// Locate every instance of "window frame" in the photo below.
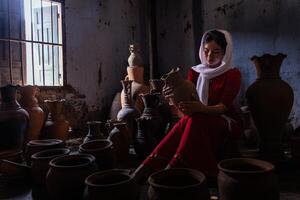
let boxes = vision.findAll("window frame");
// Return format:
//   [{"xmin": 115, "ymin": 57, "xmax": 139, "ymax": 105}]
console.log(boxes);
[{"xmin": 0, "ymin": 0, "xmax": 66, "ymax": 87}]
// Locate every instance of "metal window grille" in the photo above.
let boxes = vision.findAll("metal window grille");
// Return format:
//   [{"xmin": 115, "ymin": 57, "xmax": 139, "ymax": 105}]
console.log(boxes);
[{"xmin": 0, "ymin": 0, "xmax": 64, "ymax": 86}]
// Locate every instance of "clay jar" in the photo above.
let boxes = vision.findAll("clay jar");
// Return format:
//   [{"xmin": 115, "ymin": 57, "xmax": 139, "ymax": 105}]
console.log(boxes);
[
  {"xmin": 31, "ymin": 148, "xmax": 70, "ymax": 185},
  {"xmin": 84, "ymin": 169, "xmax": 139, "ymax": 200},
  {"xmin": 43, "ymin": 99, "xmax": 69, "ymax": 141},
  {"xmin": 0, "ymin": 149, "xmax": 23, "ymax": 163},
  {"xmin": 106, "ymin": 120, "xmax": 131, "ymax": 163},
  {"xmin": 19, "ymin": 85, "xmax": 45, "ymax": 142},
  {"xmin": 25, "ymin": 139, "xmax": 64, "ymax": 165},
  {"xmin": 46, "ymin": 154, "xmax": 98, "ymax": 200},
  {"xmin": 121, "ymin": 44, "xmax": 150, "ymax": 113},
  {"xmin": 218, "ymin": 158, "xmax": 279, "ymax": 200},
  {"xmin": 161, "ymin": 67, "xmax": 199, "ymax": 106},
  {"xmin": 0, "ymin": 84, "xmax": 29, "ymax": 150},
  {"xmin": 83, "ymin": 121, "xmax": 106, "ymax": 143},
  {"xmin": 246, "ymin": 53, "xmax": 294, "ymax": 161},
  {"xmin": 79, "ymin": 139, "xmax": 114, "ymax": 170},
  {"xmin": 117, "ymin": 80, "xmax": 139, "ymax": 141},
  {"xmin": 148, "ymin": 168, "xmax": 210, "ymax": 200}
]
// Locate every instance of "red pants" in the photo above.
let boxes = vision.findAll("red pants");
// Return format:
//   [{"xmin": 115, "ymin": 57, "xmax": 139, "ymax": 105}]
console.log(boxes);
[{"xmin": 142, "ymin": 113, "xmax": 241, "ymax": 177}]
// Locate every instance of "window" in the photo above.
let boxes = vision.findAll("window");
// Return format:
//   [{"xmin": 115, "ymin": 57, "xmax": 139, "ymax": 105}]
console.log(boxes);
[{"xmin": 0, "ymin": 0, "xmax": 64, "ymax": 86}]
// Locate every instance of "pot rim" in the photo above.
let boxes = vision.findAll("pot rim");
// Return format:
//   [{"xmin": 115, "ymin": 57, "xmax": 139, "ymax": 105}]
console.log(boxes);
[
  {"xmin": 218, "ymin": 158, "xmax": 274, "ymax": 174},
  {"xmin": 27, "ymin": 139, "xmax": 63, "ymax": 146},
  {"xmin": 79, "ymin": 139, "xmax": 112, "ymax": 152},
  {"xmin": 31, "ymin": 148, "xmax": 70, "ymax": 160},
  {"xmin": 85, "ymin": 169, "xmax": 132, "ymax": 188},
  {"xmin": 49, "ymin": 154, "xmax": 95, "ymax": 169},
  {"xmin": 148, "ymin": 168, "xmax": 206, "ymax": 190}
]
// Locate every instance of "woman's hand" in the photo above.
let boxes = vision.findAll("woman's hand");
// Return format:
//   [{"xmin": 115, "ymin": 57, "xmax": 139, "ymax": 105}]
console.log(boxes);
[{"xmin": 177, "ymin": 101, "xmax": 206, "ymax": 116}]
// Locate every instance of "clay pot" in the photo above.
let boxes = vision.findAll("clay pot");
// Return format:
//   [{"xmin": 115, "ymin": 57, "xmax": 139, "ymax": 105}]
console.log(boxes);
[
  {"xmin": 0, "ymin": 149, "xmax": 23, "ymax": 163},
  {"xmin": 161, "ymin": 67, "xmax": 199, "ymax": 106},
  {"xmin": 109, "ymin": 92, "xmax": 122, "ymax": 120},
  {"xmin": 218, "ymin": 158, "xmax": 279, "ymax": 200},
  {"xmin": 246, "ymin": 53, "xmax": 294, "ymax": 161},
  {"xmin": 106, "ymin": 120, "xmax": 131, "ymax": 163},
  {"xmin": 84, "ymin": 169, "xmax": 139, "ymax": 200},
  {"xmin": 42, "ymin": 99, "xmax": 70, "ymax": 141},
  {"xmin": 120, "ymin": 44, "xmax": 150, "ymax": 113},
  {"xmin": 31, "ymin": 148, "xmax": 70, "ymax": 185},
  {"xmin": 79, "ymin": 139, "xmax": 114, "ymax": 170},
  {"xmin": 0, "ymin": 84, "xmax": 29, "ymax": 150},
  {"xmin": 46, "ymin": 154, "xmax": 98, "ymax": 200},
  {"xmin": 83, "ymin": 121, "xmax": 106, "ymax": 143},
  {"xmin": 117, "ymin": 80, "xmax": 139, "ymax": 140},
  {"xmin": 19, "ymin": 85, "xmax": 45, "ymax": 142},
  {"xmin": 148, "ymin": 168, "xmax": 210, "ymax": 200},
  {"xmin": 25, "ymin": 139, "xmax": 64, "ymax": 165}
]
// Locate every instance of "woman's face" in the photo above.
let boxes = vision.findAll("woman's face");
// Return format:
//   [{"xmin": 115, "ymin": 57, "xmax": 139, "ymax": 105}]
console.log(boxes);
[{"xmin": 204, "ymin": 40, "xmax": 225, "ymax": 68}]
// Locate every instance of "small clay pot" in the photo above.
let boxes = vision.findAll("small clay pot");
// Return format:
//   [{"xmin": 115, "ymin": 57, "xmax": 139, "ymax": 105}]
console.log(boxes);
[
  {"xmin": 84, "ymin": 169, "xmax": 139, "ymax": 200},
  {"xmin": 25, "ymin": 139, "xmax": 64, "ymax": 165},
  {"xmin": 31, "ymin": 148, "xmax": 70, "ymax": 185},
  {"xmin": 79, "ymin": 139, "xmax": 114, "ymax": 170},
  {"xmin": 148, "ymin": 168, "xmax": 210, "ymax": 200},
  {"xmin": 46, "ymin": 154, "xmax": 98, "ymax": 200}
]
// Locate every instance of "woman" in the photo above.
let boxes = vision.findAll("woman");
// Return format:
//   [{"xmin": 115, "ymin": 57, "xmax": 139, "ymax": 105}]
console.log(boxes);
[{"xmin": 133, "ymin": 29, "xmax": 242, "ymax": 181}]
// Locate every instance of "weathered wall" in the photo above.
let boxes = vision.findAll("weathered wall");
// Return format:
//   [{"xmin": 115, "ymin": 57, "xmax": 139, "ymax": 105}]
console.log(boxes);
[
  {"xmin": 64, "ymin": 0, "xmax": 147, "ymax": 122},
  {"xmin": 155, "ymin": 0, "xmax": 196, "ymax": 77},
  {"xmin": 201, "ymin": 0, "xmax": 300, "ymax": 127}
]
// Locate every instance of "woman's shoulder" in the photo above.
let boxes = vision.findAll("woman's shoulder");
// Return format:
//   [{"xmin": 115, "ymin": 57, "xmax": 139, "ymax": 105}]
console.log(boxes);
[{"xmin": 225, "ymin": 67, "xmax": 241, "ymax": 78}]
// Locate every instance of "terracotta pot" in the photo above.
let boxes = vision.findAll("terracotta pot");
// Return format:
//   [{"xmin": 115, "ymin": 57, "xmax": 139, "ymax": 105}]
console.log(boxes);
[
  {"xmin": 19, "ymin": 85, "xmax": 45, "ymax": 142},
  {"xmin": 0, "ymin": 149, "xmax": 23, "ymax": 163},
  {"xmin": 42, "ymin": 99, "xmax": 70, "ymax": 141},
  {"xmin": 218, "ymin": 158, "xmax": 279, "ymax": 200},
  {"xmin": 117, "ymin": 80, "xmax": 139, "ymax": 141},
  {"xmin": 106, "ymin": 120, "xmax": 131, "ymax": 162},
  {"xmin": 79, "ymin": 139, "xmax": 114, "ymax": 170},
  {"xmin": 84, "ymin": 169, "xmax": 139, "ymax": 200},
  {"xmin": 148, "ymin": 168, "xmax": 210, "ymax": 200},
  {"xmin": 25, "ymin": 139, "xmax": 64, "ymax": 165},
  {"xmin": 109, "ymin": 92, "xmax": 122, "ymax": 120},
  {"xmin": 246, "ymin": 53, "xmax": 294, "ymax": 161},
  {"xmin": 83, "ymin": 121, "xmax": 106, "ymax": 143},
  {"xmin": 161, "ymin": 67, "xmax": 199, "ymax": 106},
  {"xmin": 46, "ymin": 154, "xmax": 98, "ymax": 200},
  {"xmin": 0, "ymin": 84, "xmax": 29, "ymax": 150},
  {"xmin": 128, "ymin": 44, "xmax": 143, "ymax": 68},
  {"xmin": 31, "ymin": 148, "xmax": 70, "ymax": 185}
]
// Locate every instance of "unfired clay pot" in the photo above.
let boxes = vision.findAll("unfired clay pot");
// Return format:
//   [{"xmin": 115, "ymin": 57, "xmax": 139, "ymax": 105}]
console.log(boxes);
[
  {"xmin": 42, "ymin": 99, "xmax": 69, "ymax": 141},
  {"xmin": 19, "ymin": 85, "xmax": 45, "ymax": 142},
  {"xmin": 218, "ymin": 158, "xmax": 279, "ymax": 200},
  {"xmin": 161, "ymin": 67, "xmax": 199, "ymax": 106},
  {"xmin": 148, "ymin": 168, "xmax": 210, "ymax": 200},
  {"xmin": 0, "ymin": 84, "xmax": 29, "ymax": 150},
  {"xmin": 246, "ymin": 53, "xmax": 294, "ymax": 161}
]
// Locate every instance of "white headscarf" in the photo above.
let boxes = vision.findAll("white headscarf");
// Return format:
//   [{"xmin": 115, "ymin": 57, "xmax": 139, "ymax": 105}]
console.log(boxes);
[{"xmin": 192, "ymin": 29, "xmax": 233, "ymax": 105}]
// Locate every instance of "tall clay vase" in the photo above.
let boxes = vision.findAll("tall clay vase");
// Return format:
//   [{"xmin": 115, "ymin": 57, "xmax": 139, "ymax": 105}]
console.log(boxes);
[
  {"xmin": 0, "ymin": 84, "xmax": 29, "ymax": 150},
  {"xmin": 42, "ymin": 99, "xmax": 69, "ymax": 141},
  {"xmin": 161, "ymin": 67, "xmax": 199, "ymax": 106},
  {"xmin": 106, "ymin": 120, "xmax": 131, "ymax": 163},
  {"xmin": 117, "ymin": 80, "xmax": 139, "ymax": 142},
  {"xmin": 134, "ymin": 93, "xmax": 162, "ymax": 159},
  {"xmin": 84, "ymin": 169, "xmax": 139, "ymax": 200},
  {"xmin": 246, "ymin": 53, "xmax": 294, "ymax": 161},
  {"xmin": 83, "ymin": 121, "xmax": 106, "ymax": 143},
  {"xmin": 148, "ymin": 168, "xmax": 210, "ymax": 200},
  {"xmin": 46, "ymin": 154, "xmax": 98, "ymax": 200},
  {"xmin": 218, "ymin": 158, "xmax": 279, "ymax": 200},
  {"xmin": 121, "ymin": 44, "xmax": 150, "ymax": 113},
  {"xmin": 19, "ymin": 85, "xmax": 45, "ymax": 142}
]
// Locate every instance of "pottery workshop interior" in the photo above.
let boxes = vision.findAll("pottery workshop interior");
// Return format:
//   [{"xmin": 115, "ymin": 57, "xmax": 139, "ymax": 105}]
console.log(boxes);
[{"xmin": 0, "ymin": 0, "xmax": 300, "ymax": 200}]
